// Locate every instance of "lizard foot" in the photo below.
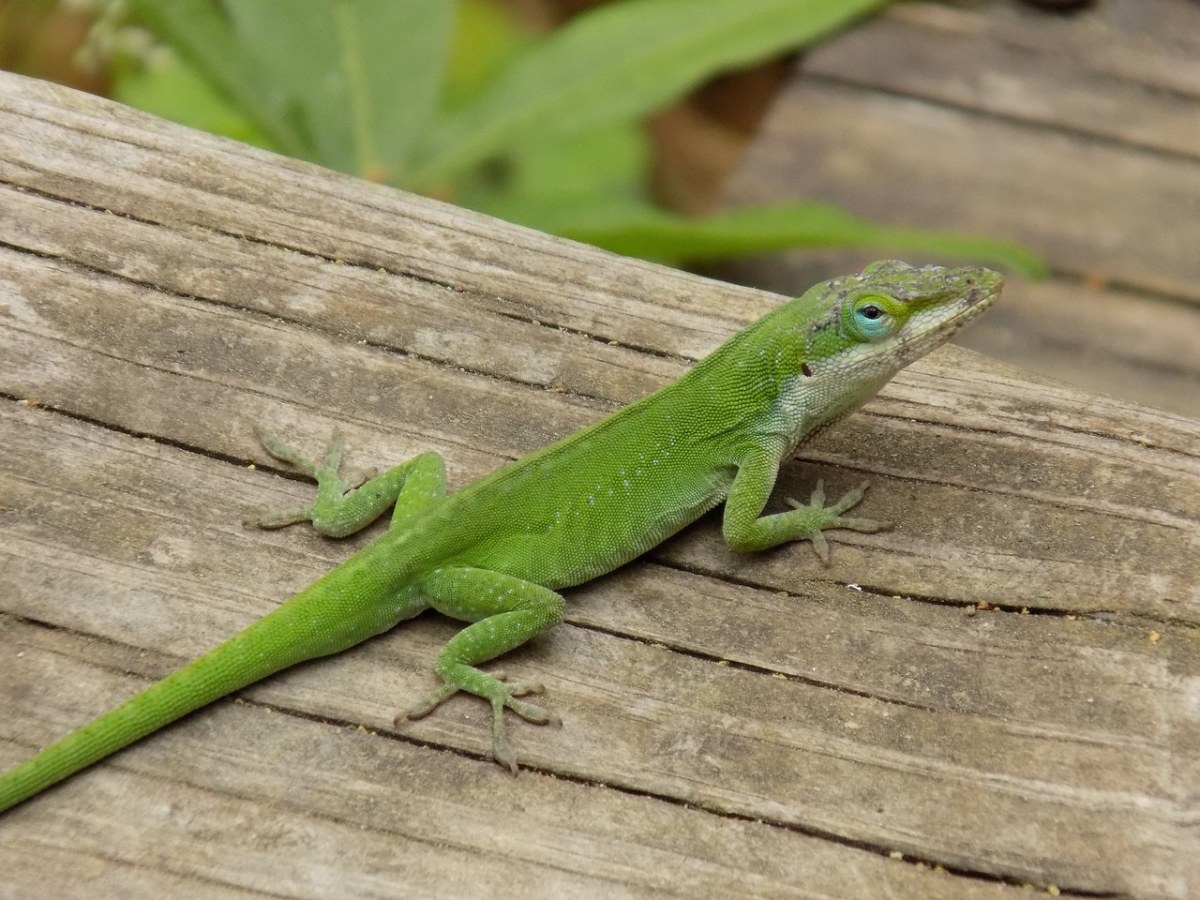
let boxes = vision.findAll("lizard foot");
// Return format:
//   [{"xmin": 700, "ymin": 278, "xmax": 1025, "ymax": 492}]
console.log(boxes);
[
  {"xmin": 398, "ymin": 670, "xmax": 559, "ymax": 774},
  {"xmin": 244, "ymin": 428, "xmax": 382, "ymax": 535},
  {"xmin": 785, "ymin": 479, "xmax": 887, "ymax": 564}
]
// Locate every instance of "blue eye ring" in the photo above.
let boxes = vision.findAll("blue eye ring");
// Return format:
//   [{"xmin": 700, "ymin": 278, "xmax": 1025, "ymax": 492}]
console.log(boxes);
[{"xmin": 851, "ymin": 295, "xmax": 896, "ymax": 340}]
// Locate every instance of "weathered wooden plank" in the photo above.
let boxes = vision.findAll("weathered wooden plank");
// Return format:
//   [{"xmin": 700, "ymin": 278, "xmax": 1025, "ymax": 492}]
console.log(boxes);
[
  {"xmin": 6, "ymin": 242, "xmax": 1196, "ymax": 624},
  {"xmin": 1, "ymin": 69, "xmax": 1197, "ymax": 899},
  {"xmin": 1, "ymin": 403, "xmax": 1192, "ymax": 898},
  {"xmin": 2, "ymin": 254, "xmax": 1196, "ymax": 894},
  {"xmin": 722, "ymin": 0, "xmax": 1200, "ymax": 421},
  {"xmin": 2, "ymin": 636, "xmax": 868, "ymax": 900},
  {"xmin": 802, "ymin": 0, "xmax": 1200, "ymax": 161},
  {"xmin": 728, "ymin": 81, "xmax": 1200, "ymax": 303},
  {"xmin": 0, "ymin": 183, "xmax": 685, "ymax": 404},
  {"xmin": 1, "ymin": 407, "xmax": 1034, "ymax": 900},
  {"xmin": 954, "ymin": 278, "xmax": 1200, "ymax": 419},
  {"xmin": 0, "ymin": 78, "xmax": 766, "ymax": 358}
]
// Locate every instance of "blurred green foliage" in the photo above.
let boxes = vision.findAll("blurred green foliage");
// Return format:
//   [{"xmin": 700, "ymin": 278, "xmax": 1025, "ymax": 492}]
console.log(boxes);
[{"xmin": 102, "ymin": 0, "xmax": 1043, "ymax": 275}]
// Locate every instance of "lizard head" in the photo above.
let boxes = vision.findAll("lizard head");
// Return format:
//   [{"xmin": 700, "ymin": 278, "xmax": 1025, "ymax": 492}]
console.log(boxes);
[
  {"xmin": 735, "ymin": 259, "xmax": 1006, "ymax": 438},
  {"xmin": 688, "ymin": 260, "xmax": 1003, "ymax": 444},
  {"xmin": 800, "ymin": 259, "xmax": 1003, "ymax": 383}
]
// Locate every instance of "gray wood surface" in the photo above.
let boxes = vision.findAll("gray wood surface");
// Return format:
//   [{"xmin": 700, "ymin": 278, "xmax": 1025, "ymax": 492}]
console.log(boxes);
[
  {"xmin": 720, "ymin": 0, "xmax": 1200, "ymax": 419},
  {"xmin": 0, "ymin": 69, "xmax": 1196, "ymax": 899}
]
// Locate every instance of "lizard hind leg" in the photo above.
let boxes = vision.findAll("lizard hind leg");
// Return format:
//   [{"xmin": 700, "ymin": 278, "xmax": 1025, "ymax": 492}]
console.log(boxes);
[{"xmin": 396, "ymin": 567, "xmax": 566, "ymax": 774}]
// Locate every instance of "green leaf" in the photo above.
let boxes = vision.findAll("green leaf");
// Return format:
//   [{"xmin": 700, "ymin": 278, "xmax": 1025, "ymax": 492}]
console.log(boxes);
[
  {"xmin": 127, "ymin": 0, "xmax": 305, "ymax": 157},
  {"xmin": 442, "ymin": 0, "xmax": 535, "ymax": 114},
  {"xmin": 128, "ymin": 0, "xmax": 455, "ymax": 181},
  {"xmin": 458, "ymin": 123, "xmax": 650, "ymax": 215},
  {"xmin": 413, "ymin": 0, "xmax": 889, "ymax": 185},
  {"xmin": 508, "ymin": 199, "xmax": 1048, "ymax": 278},
  {"xmin": 113, "ymin": 50, "xmax": 272, "ymax": 150}
]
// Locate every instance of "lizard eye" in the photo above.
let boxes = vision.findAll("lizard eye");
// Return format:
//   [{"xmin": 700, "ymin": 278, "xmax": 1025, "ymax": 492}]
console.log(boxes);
[{"xmin": 850, "ymin": 296, "xmax": 897, "ymax": 340}]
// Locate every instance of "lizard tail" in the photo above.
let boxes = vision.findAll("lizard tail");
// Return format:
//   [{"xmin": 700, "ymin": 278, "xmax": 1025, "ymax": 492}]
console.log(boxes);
[{"xmin": 0, "ymin": 556, "xmax": 414, "ymax": 814}]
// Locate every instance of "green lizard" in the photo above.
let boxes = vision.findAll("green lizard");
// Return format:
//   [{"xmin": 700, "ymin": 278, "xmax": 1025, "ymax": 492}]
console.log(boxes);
[{"xmin": 0, "ymin": 260, "xmax": 1001, "ymax": 813}]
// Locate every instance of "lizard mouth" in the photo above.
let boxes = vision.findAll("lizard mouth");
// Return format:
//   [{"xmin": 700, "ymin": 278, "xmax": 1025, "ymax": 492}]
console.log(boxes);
[
  {"xmin": 963, "ymin": 276, "xmax": 1005, "ymax": 309},
  {"xmin": 893, "ymin": 279, "xmax": 1003, "ymax": 366}
]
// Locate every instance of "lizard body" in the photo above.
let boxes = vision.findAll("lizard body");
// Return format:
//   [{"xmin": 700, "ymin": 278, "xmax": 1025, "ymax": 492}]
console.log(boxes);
[{"xmin": 0, "ymin": 260, "xmax": 1001, "ymax": 812}]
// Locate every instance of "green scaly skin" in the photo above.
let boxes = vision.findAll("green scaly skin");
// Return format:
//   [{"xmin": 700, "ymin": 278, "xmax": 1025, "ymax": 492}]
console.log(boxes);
[{"xmin": 0, "ymin": 260, "xmax": 1002, "ymax": 812}]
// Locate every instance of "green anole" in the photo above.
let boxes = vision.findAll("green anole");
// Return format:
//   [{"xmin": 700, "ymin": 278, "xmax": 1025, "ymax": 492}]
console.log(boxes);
[{"xmin": 0, "ymin": 260, "xmax": 1001, "ymax": 812}]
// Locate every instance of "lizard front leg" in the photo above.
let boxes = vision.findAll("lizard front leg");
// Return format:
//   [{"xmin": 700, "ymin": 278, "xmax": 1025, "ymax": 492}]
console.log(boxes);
[{"xmin": 722, "ymin": 445, "xmax": 884, "ymax": 564}]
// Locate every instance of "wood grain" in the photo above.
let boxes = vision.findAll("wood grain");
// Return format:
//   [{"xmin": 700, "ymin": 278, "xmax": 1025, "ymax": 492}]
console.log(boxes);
[
  {"xmin": 722, "ymin": 0, "xmax": 1200, "ymax": 419},
  {"xmin": 1, "ymin": 70, "xmax": 1197, "ymax": 899}
]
